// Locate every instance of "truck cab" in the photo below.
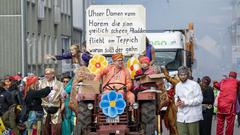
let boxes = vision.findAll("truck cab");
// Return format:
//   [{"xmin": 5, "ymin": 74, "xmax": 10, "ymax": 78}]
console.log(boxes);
[{"xmin": 146, "ymin": 27, "xmax": 194, "ymax": 73}]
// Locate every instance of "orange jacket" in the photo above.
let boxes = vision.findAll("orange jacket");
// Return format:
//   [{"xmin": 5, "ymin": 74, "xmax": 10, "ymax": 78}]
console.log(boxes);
[{"xmin": 94, "ymin": 64, "xmax": 132, "ymax": 91}]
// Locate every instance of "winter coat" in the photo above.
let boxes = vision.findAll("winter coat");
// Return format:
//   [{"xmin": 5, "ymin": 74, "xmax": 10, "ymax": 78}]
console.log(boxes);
[
  {"xmin": 25, "ymin": 87, "xmax": 51, "ymax": 112},
  {"xmin": 1, "ymin": 104, "xmax": 19, "ymax": 134},
  {"xmin": 0, "ymin": 87, "xmax": 13, "ymax": 116}
]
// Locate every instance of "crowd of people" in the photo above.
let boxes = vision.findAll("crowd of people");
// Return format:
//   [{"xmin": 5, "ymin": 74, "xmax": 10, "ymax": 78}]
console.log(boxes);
[{"xmin": 0, "ymin": 41, "xmax": 240, "ymax": 135}]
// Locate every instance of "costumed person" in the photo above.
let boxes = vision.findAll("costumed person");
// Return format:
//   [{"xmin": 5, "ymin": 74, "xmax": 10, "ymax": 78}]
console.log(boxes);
[
  {"xmin": 214, "ymin": 71, "xmax": 239, "ymax": 135},
  {"xmin": 0, "ymin": 82, "xmax": 13, "ymax": 116},
  {"xmin": 24, "ymin": 75, "xmax": 52, "ymax": 135},
  {"xmin": 61, "ymin": 76, "xmax": 74, "ymax": 135},
  {"xmin": 3, "ymin": 76, "xmax": 21, "ymax": 105},
  {"xmin": 160, "ymin": 66, "xmax": 179, "ymax": 135},
  {"xmin": 39, "ymin": 68, "xmax": 65, "ymax": 135},
  {"xmin": 213, "ymin": 81, "xmax": 220, "ymax": 116},
  {"xmin": 133, "ymin": 56, "xmax": 157, "ymax": 92},
  {"xmin": 1, "ymin": 104, "xmax": 23, "ymax": 135},
  {"xmin": 68, "ymin": 67, "xmax": 96, "ymax": 114},
  {"xmin": 45, "ymin": 43, "xmax": 92, "ymax": 69},
  {"xmin": 199, "ymin": 76, "xmax": 214, "ymax": 135},
  {"xmin": 94, "ymin": 53, "xmax": 135, "ymax": 105},
  {"xmin": 139, "ymin": 37, "xmax": 156, "ymax": 66},
  {"xmin": 138, "ymin": 56, "xmax": 156, "ymax": 75},
  {"xmin": 237, "ymin": 88, "xmax": 240, "ymax": 127},
  {"xmin": 8, "ymin": 74, "xmax": 23, "ymax": 105},
  {"xmin": 175, "ymin": 66, "xmax": 203, "ymax": 135}
]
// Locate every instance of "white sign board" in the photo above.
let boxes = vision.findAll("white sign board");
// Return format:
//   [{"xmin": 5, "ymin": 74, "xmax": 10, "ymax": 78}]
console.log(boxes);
[
  {"xmin": 86, "ymin": 5, "xmax": 146, "ymax": 55},
  {"xmin": 146, "ymin": 31, "xmax": 184, "ymax": 49}
]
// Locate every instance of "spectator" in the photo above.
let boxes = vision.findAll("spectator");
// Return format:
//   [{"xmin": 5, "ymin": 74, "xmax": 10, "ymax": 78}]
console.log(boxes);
[
  {"xmin": 8, "ymin": 79, "xmax": 22, "ymax": 105},
  {"xmin": 61, "ymin": 76, "xmax": 74, "ymax": 135},
  {"xmin": 24, "ymin": 75, "xmax": 52, "ymax": 135},
  {"xmin": 175, "ymin": 66, "xmax": 203, "ymax": 135},
  {"xmin": 199, "ymin": 76, "xmax": 214, "ymax": 135},
  {"xmin": 0, "ymin": 81, "xmax": 13, "ymax": 116},
  {"xmin": 1, "ymin": 104, "xmax": 23, "ymax": 134},
  {"xmin": 39, "ymin": 68, "xmax": 65, "ymax": 135}
]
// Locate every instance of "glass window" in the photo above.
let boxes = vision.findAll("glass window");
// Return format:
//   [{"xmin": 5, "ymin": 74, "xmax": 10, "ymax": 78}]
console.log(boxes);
[
  {"xmin": 54, "ymin": 37, "xmax": 58, "ymax": 65},
  {"xmin": 26, "ymin": 33, "xmax": 31, "ymax": 65},
  {"xmin": 38, "ymin": 34, "xmax": 42, "ymax": 64},
  {"xmin": 48, "ymin": 36, "xmax": 52, "ymax": 55},
  {"xmin": 61, "ymin": 37, "xmax": 71, "ymax": 64},
  {"xmin": 61, "ymin": 37, "xmax": 72, "ymax": 72},
  {"xmin": 155, "ymin": 49, "xmax": 183, "ymax": 71},
  {"xmin": 38, "ymin": 0, "xmax": 45, "ymax": 19},
  {"xmin": 64, "ymin": 0, "xmax": 67, "ymax": 14},
  {"xmin": 32, "ymin": 33, "xmax": 36, "ymax": 64},
  {"xmin": 61, "ymin": 0, "xmax": 63, "ymax": 12},
  {"xmin": 67, "ymin": 0, "xmax": 70, "ymax": 15},
  {"xmin": 44, "ymin": 35, "xmax": 48, "ymax": 63},
  {"xmin": 54, "ymin": 37, "xmax": 58, "ymax": 55},
  {"xmin": 62, "ymin": 37, "xmax": 70, "ymax": 51},
  {"xmin": 48, "ymin": 0, "xmax": 52, "ymax": 8}
]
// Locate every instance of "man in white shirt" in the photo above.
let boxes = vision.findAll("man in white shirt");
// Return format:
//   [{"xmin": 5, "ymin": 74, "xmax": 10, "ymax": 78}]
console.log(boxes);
[{"xmin": 175, "ymin": 66, "xmax": 203, "ymax": 135}]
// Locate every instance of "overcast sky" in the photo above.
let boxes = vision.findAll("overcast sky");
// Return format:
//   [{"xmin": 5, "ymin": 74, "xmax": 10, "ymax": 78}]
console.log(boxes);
[{"xmin": 91, "ymin": 0, "xmax": 234, "ymax": 80}]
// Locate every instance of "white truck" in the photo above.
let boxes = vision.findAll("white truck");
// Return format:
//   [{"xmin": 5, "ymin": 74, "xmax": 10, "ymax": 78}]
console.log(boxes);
[{"xmin": 146, "ymin": 23, "xmax": 195, "ymax": 72}]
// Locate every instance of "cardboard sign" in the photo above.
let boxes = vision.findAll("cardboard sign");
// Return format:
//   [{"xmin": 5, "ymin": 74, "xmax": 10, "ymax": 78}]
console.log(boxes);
[
  {"xmin": 77, "ymin": 80, "xmax": 100, "ymax": 94},
  {"xmin": 140, "ymin": 73, "xmax": 165, "ymax": 84},
  {"xmin": 86, "ymin": 5, "xmax": 146, "ymax": 55}
]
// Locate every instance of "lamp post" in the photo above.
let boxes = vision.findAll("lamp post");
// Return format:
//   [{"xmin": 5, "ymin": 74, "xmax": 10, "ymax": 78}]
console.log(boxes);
[{"xmin": 21, "ymin": 0, "xmax": 25, "ymax": 76}]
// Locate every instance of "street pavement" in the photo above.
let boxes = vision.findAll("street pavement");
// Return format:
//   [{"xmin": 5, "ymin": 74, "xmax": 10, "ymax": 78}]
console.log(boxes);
[{"xmin": 161, "ymin": 116, "xmax": 239, "ymax": 135}]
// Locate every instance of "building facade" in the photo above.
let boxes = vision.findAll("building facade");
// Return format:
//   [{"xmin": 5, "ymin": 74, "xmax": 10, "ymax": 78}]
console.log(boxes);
[
  {"xmin": 231, "ymin": 0, "xmax": 240, "ymax": 71},
  {"xmin": 0, "ymin": 0, "xmax": 23, "ymax": 78},
  {"xmin": 0, "ymin": 0, "xmax": 73, "ymax": 78}
]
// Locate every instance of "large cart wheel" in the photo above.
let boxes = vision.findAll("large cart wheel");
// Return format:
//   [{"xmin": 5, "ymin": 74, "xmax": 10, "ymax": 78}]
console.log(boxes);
[
  {"xmin": 73, "ymin": 101, "xmax": 92, "ymax": 135},
  {"xmin": 141, "ymin": 101, "xmax": 157, "ymax": 135}
]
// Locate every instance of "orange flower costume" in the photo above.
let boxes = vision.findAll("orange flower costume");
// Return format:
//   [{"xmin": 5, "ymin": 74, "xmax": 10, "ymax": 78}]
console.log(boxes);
[{"xmin": 94, "ymin": 53, "xmax": 135, "ymax": 104}]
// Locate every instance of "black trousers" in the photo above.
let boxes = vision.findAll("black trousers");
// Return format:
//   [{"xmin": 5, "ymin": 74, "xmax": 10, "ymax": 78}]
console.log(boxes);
[{"xmin": 199, "ymin": 109, "xmax": 213, "ymax": 135}]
